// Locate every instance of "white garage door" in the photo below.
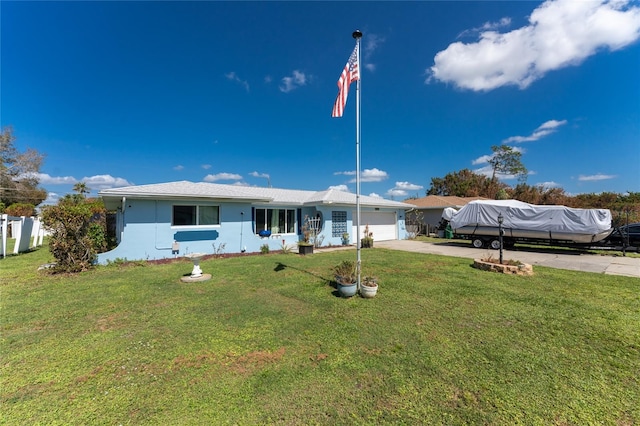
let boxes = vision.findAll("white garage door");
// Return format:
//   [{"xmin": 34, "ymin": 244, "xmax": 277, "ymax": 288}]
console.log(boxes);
[{"xmin": 353, "ymin": 211, "xmax": 397, "ymax": 241}]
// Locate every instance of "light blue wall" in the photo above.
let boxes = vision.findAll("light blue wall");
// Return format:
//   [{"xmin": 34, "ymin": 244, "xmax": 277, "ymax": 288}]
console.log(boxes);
[{"xmin": 96, "ymin": 199, "xmax": 407, "ymax": 264}]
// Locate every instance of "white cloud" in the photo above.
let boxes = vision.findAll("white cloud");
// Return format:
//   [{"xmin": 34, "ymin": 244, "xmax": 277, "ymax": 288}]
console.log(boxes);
[
  {"xmin": 30, "ymin": 173, "xmax": 131, "ymax": 190},
  {"xmin": 472, "ymin": 154, "xmax": 494, "ymax": 166},
  {"xmin": 537, "ymin": 181, "xmax": 561, "ymax": 189},
  {"xmin": 329, "ymin": 184, "xmax": 350, "ymax": 192},
  {"xmin": 250, "ymin": 171, "xmax": 270, "ymax": 179},
  {"xmin": 225, "ymin": 71, "xmax": 250, "ymax": 92},
  {"xmin": 203, "ymin": 173, "xmax": 243, "ymax": 182},
  {"xmin": 578, "ymin": 173, "xmax": 617, "ymax": 181},
  {"xmin": 503, "ymin": 119, "xmax": 568, "ymax": 143},
  {"xmin": 356, "ymin": 168, "xmax": 389, "ymax": 183},
  {"xmin": 334, "ymin": 170, "xmax": 356, "ymax": 176},
  {"xmin": 279, "ymin": 70, "xmax": 308, "ymax": 93},
  {"xmin": 393, "ymin": 181, "xmax": 424, "ymax": 191},
  {"xmin": 363, "ymin": 33, "xmax": 386, "ymax": 72},
  {"xmin": 458, "ymin": 17, "xmax": 512, "ymax": 38},
  {"xmin": 385, "ymin": 181, "xmax": 423, "ymax": 198},
  {"xmin": 473, "ymin": 165, "xmax": 522, "ymax": 181},
  {"xmin": 82, "ymin": 175, "xmax": 132, "ymax": 190},
  {"xmin": 368, "ymin": 192, "xmax": 382, "ymax": 198},
  {"xmin": 42, "ymin": 192, "xmax": 61, "ymax": 205},
  {"xmin": 428, "ymin": 0, "xmax": 640, "ymax": 91},
  {"xmin": 35, "ymin": 173, "xmax": 77, "ymax": 185},
  {"xmin": 173, "ymin": 165, "xmax": 184, "ymax": 171},
  {"xmin": 472, "ymin": 146, "xmax": 525, "ymax": 166},
  {"xmin": 201, "ymin": 164, "xmax": 212, "ymax": 170},
  {"xmin": 386, "ymin": 188, "xmax": 408, "ymax": 197}
]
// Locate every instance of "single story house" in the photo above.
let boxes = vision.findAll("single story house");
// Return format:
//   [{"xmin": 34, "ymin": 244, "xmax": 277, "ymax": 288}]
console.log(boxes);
[
  {"xmin": 97, "ymin": 181, "xmax": 413, "ymax": 264},
  {"xmin": 404, "ymin": 195, "xmax": 489, "ymax": 235}
]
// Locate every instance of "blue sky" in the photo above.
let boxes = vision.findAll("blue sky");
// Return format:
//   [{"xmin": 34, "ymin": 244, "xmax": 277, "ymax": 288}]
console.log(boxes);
[{"xmin": 2, "ymin": 0, "xmax": 639, "ymax": 204}]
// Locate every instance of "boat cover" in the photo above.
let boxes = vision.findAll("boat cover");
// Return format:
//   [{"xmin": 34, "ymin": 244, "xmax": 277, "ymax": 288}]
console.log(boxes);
[{"xmin": 448, "ymin": 200, "xmax": 612, "ymax": 235}]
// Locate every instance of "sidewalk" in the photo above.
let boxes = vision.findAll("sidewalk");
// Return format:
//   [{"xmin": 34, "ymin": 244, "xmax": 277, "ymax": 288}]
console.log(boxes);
[{"xmin": 373, "ymin": 240, "xmax": 640, "ymax": 278}]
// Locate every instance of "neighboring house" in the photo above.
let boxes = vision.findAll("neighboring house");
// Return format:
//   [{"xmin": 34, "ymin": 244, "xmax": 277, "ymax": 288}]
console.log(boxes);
[
  {"xmin": 97, "ymin": 181, "xmax": 413, "ymax": 264},
  {"xmin": 404, "ymin": 195, "xmax": 489, "ymax": 234}
]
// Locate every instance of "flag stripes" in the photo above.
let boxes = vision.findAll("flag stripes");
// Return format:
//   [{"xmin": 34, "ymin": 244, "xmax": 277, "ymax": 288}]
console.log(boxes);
[{"xmin": 332, "ymin": 44, "xmax": 360, "ymax": 118}]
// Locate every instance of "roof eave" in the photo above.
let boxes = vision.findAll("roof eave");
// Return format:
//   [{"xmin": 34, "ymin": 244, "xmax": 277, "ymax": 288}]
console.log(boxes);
[{"xmin": 100, "ymin": 192, "xmax": 273, "ymax": 203}]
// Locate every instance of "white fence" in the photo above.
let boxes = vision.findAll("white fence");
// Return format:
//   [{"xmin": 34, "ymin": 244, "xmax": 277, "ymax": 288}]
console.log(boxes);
[{"xmin": 0, "ymin": 214, "xmax": 45, "ymax": 258}]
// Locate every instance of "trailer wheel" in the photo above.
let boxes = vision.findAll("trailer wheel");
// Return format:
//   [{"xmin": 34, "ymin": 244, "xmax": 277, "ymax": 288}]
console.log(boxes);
[
  {"xmin": 489, "ymin": 239, "xmax": 501, "ymax": 250},
  {"xmin": 472, "ymin": 238, "xmax": 485, "ymax": 248}
]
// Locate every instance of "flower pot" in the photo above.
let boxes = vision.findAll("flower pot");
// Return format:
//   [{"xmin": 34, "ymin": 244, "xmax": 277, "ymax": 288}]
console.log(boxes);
[
  {"xmin": 298, "ymin": 244, "xmax": 313, "ymax": 255},
  {"xmin": 360, "ymin": 282, "xmax": 378, "ymax": 298},
  {"xmin": 337, "ymin": 281, "xmax": 357, "ymax": 297},
  {"xmin": 361, "ymin": 238, "xmax": 373, "ymax": 248}
]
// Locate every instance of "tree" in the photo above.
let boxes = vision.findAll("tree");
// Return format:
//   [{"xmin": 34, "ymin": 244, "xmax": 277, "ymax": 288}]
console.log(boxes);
[
  {"xmin": 427, "ymin": 169, "xmax": 494, "ymax": 197},
  {"xmin": 512, "ymin": 183, "xmax": 568, "ymax": 205},
  {"xmin": 73, "ymin": 181, "xmax": 90, "ymax": 196},
  {"xmin": 487, "ymin": 145, "xmax": 527, "ymax": 198},
  {"xmin": 0, "ymin": 126, "xmax": 47, "ymax": 207}
]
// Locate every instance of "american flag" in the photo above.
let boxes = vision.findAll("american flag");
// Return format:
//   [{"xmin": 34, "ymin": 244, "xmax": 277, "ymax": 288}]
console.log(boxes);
[{"xmin": 332, "ymin": 43, "xmax": 359, "ymax": 118}]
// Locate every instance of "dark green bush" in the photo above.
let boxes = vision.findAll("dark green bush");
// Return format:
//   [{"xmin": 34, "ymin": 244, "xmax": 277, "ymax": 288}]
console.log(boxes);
[{"xmin": 41, "ymin": 199, "xmax": 107, "ymax": 273}]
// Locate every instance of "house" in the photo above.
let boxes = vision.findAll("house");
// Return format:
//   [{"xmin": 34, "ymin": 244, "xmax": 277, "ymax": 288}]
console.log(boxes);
[
  {"xmin": 97, "ymin": 181, "xmax": 413, "ymax": 264},
  {"xmin": 404, "ymin": 195, "xmax": 489, "ymax": 235}
]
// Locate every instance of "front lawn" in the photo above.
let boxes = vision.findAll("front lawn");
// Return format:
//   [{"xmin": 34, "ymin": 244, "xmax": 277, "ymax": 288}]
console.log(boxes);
[{"xmin": 1, "ymin": 242, "xmax": 639, "ymax": 424}]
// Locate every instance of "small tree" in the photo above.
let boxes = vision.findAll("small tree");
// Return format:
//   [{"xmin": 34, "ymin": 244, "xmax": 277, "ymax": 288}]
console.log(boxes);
[
  {"xmin": 1, "ymin": 126, "xmax": 47, "ymax": 207},
  {"xmin": 41, "ymin": 195, "xmax": 107, "ymax": 273},
  {"xmin": 488, "ymin": 145, "xmax": 527, "ymax": 198},
  {"xmin": 73, "ymin": 181, "xmax": 90, "ymax": 196}
]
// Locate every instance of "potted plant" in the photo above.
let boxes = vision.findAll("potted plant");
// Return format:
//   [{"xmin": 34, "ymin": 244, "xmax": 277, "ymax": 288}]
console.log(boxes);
[
  {"xmin": 361, "ymin": 224, "xmax": 374, "ymax": 248},
  {"xmin": 360, "ymin": 276, "xmax": 378, "ymax": 298},
  {"xmin": 333, "ymin": 260, "xmax": 357, "ymax": 297},
  {"xmin": 298, "ymin": 217, "xmax": 314, "ymax": 255},
  {"xmin": 341, "ymin": 232, "xmax": 350, "ymax": 246}
]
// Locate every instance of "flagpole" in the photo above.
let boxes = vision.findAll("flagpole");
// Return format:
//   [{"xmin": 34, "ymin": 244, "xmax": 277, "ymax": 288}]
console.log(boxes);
[{"xmin": 353, "ymin": 29, "xmax": 362, "ymax": 293}]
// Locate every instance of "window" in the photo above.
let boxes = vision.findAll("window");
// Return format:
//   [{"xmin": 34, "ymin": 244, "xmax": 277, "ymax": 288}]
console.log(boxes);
[
  {"xmin": 172, "ymin": 205, "xmax": 219, "ymax": 226},
  {"xmin": 255, "ymin": 208, "xmax": 296, "ymax": 234},
  {"xmin": 332, "ymin": 211, "xmax": 347, "ymax": 237}
]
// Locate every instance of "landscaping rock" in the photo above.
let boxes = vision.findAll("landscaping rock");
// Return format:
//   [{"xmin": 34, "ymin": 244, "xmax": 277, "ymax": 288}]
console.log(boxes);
[{"xmin": 473, "ymin": 259, "xmax": 533, "ymax": 276}]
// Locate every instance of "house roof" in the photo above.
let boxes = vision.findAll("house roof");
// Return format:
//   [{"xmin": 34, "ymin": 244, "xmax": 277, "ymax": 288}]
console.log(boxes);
[
  {"xmin": 404, "ymin": 195, "xmax": 489, "ymax": 209},
  {"xmin": 99, "ymin": 181, "xmax": 413, "ymax": 209}
]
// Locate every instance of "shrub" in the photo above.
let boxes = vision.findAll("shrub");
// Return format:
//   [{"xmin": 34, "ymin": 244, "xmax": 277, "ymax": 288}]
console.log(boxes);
[
  {"xmin": 41, "ymin": 199, "xmax": 107, "ymax": 273},
  {"xmin": 5, "ymin": 203, "xmax": 36, "ymax": 217}
]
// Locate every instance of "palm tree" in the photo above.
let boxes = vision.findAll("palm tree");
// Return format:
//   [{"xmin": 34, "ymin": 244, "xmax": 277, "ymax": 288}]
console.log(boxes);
[{"xmin": 73, "ymin": 181, "xmax": 90, "ymax": 196}]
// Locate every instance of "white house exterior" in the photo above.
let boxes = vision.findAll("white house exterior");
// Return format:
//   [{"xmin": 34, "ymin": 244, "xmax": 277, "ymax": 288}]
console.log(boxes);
[{"xmin": 97, "ymin": 181, "xmax": 412, "ymax": 264}]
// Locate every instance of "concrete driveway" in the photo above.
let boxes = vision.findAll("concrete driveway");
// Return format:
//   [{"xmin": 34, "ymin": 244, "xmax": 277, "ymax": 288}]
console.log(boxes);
[{"xmin": 374, "ymin": 240, "xmax": 640, "ymax": 278}]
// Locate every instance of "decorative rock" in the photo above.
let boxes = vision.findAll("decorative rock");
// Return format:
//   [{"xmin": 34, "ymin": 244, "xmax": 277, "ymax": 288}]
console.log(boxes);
[{"xmin": 473, "ymin": 259, "xmax": 533, "ymax": 276}]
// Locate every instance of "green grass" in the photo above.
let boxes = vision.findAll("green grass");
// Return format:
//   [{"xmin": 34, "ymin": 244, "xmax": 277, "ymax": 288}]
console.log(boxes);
[{"xmin": 2, "ymin": 241, "xmax": 639, "ymax": 424}]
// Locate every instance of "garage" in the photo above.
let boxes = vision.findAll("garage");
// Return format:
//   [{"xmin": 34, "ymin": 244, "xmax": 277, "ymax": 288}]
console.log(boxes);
[{"xmin": 353, "ymin": 211, "xmax": 397, "ymax": 241}]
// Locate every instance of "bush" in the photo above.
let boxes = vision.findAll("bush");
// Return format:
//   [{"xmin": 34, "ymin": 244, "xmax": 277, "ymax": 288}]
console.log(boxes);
[
  {"xmin": 5, "ymin": 203, "xmax": 36, "ymax": 217},
  {"xmin": 41, "ymin": 199, "xmax": 107, "ymax": 273}
]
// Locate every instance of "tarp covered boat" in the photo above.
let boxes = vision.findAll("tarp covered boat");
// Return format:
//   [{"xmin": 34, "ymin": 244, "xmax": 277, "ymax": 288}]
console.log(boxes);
[{"xmin": 446, "ymin": 200, "xmax": 613, "ymax": 245}]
